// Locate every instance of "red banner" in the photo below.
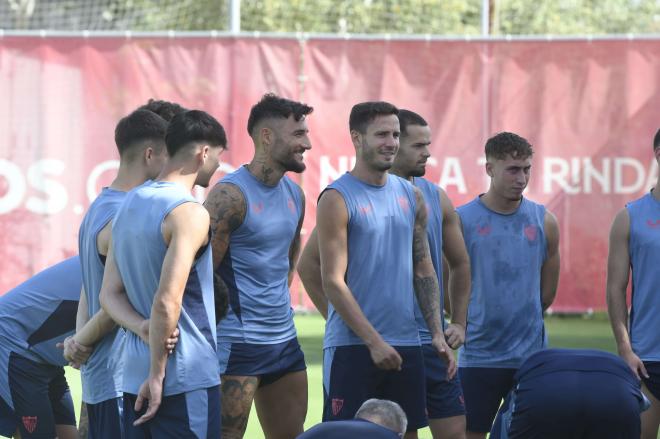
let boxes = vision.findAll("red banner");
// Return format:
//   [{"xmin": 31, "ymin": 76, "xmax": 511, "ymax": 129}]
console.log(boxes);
[{"xmin": 1, "ymin": 36, "xmax": 659, "ymax": 312}]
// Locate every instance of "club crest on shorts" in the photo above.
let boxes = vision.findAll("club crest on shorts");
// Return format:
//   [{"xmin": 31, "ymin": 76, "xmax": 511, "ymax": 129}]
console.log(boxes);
[
  {"xmin": 22, "ymin": 416, "xmax": 37, "ymax": 434},
  {"xmin": 332, "ymin": 398, "xmax": 344, "ymax": 416}
]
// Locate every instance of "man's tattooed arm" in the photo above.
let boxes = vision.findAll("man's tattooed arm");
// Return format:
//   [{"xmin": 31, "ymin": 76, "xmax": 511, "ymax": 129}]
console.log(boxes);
[
  {"xmin": 412, "ymin": 186, "xmax": 443, "ymax": 339},
  {"xmin": 203, "ymin": 183, "xmax": 246, "ymax": 321}
]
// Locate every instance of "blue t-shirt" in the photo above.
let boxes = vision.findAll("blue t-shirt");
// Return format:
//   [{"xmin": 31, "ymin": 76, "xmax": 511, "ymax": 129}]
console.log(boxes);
[
  {"xmin": 413, "ymin": 177, "xmax": 445, "ymax": 343},
  {"xmin": 112, "ymin": 180, "xmax": 219, "ymax": 396},
  {"xmin": 626, "ymin": 191, "xmax": 660, "ymax": 361},
  {"xmin": 78, "ymin": 187, "xmax": 125, "ymax": 404},
  {"xmin": 216, "ymin": 166, "xmax": 302, "ymax": 345},
  {"xmin": 0, "ymin": 257, "xmax": 81, "ymax": 409},
  {"xmin": 323, "ymin": 173, "xmax": 420, "ymax": 348},
  {"xmin": 457, "ymin": 196, "xmax": 547, "ymax": 368}
]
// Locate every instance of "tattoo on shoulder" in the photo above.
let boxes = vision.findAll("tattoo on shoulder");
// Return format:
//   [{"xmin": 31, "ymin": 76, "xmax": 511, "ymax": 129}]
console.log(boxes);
[
  {"xmin": 204, "ymin": 184, "xmax": 247, "ymax": 268},
  {"xmin": 204, "ymin": 184, "xmax": 246, "ymax": 234}
]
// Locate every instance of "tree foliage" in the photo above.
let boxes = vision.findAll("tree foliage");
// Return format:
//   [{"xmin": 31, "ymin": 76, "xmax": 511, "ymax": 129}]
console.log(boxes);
[{"xmin": 1, "ymin": 0, "xmax": 660, "ymax": 35}]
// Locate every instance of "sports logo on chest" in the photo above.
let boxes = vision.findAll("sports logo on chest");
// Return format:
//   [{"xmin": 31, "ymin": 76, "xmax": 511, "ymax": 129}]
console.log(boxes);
[
  {"xmin": 287, "ymin": 197, "xmax": 297, "ymax": 215},
  {"xmin": 524, "ymin": 224, "xmax": 538, "ymax": 241},
  {"xmin": 398, "ymin": 196, "xmax": 410, "ymax": 213},
  {"xmin": 646, "ymin": 219, "xmax": 660, "ymax": 229},
  {"xmin": 251, "ymin": 201, "xmax": 264, "ymax": 215},
  {"xmin": 358, "ymin": 205, "xmax": 372, "ymax": 215},
  {"xmin": 476, "ymin": 224, "xmax": 492, "ymax": 236}
]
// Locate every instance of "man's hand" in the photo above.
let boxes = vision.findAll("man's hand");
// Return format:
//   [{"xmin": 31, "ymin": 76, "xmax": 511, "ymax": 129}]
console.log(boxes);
[
  {"xmin": 57, "ymin": 336, "xmax": 93, "ymax": 369},
  {"xmin": 133, "ymin": 374, "xmax": 164, "ymax": 426},
  {"xmin": 137, "ymin": 321, "xmax": 180, "ymax": 354},
  {"xmin": 432, "ymin": 335, "xmax": 457, "ymax": 379},
  {"xmin": 368, "ymin": 340, "xmax": 402, "ymax": 371},
  {"xmin": 444, "ymin": 323, "xmax": 465, "ymax": 350},
  {"xmin": 620, "ymin": 348, "xmax": 649, "ymax": 380}
]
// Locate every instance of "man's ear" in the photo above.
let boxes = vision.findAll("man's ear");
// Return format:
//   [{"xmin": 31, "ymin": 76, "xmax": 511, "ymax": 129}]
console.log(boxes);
[
  {"xmin": 485, "ymin": 161, "xmax": 494, "ymax": 178},
  {"xmin": 350, "ymin": 130, "xmax": 362, "ymax": 149},
  {"xmin": 260, "ymin": 126, "xmax": 273, "ymax": 148}
]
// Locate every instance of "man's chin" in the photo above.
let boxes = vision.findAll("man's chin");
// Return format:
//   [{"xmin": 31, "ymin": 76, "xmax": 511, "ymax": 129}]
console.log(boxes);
[
  {"xmin": 410, "ymin": 168, "xmax": 426, "ymax": 177},
  {"xmin": 286, "ymin": 161, "xmax": 307, "ymax": 173}
]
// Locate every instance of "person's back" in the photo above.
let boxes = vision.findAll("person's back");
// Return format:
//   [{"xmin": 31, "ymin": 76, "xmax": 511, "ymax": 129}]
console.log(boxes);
[
  {"xmin": 101, "ymin": 109, "xmax": 228, "ymax": 438},
  {"xmin": 112, "ymin": 180, "xmax": 219, "ymax": 395},
  {"xmin": 79, "ymin": 187, "xmax": 126, "ymax": 403},
  {"xmin": 0, "ymin": 257, "xmax": 81, "ymax": 367},
  {"xmin": 490, "ymin": 349, "xmax": 644, "ymax": 439},
  {"xmin": 0, "ymin": 257, "xmax": 82, "ymax": 439}
]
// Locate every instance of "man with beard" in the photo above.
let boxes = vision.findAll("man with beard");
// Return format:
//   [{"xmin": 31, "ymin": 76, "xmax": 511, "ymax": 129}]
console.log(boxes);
[
  {"xmin": 204, "ymin": 94, "xmax": 313, "ymax": 439},
  {"xmin": 315, "ymin": 101, "xmax": 455, "ymax": 439}
]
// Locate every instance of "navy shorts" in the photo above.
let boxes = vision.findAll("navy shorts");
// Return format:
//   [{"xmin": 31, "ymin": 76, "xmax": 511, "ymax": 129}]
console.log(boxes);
[
  {"xmin": 0, "ymin": 395, "xmax": 16, "ymax": 438},
  {"xmin": 1, "ymin": 352, "xmax": 75, "ymax": 438},
  {"xmin": 459, "ymin": 367, "xmax": 516, "ymax": 433},
  {"xmin": 221, "ymin": 337, "xmax": 306, "ymax": 387},
  {"xmin": 87, "ymin": 397, "xmax": 124, "ymax": 439},
  {"xmin": 123, "ymin": 385, "xmax": 220, "ymax": 439},
  {"xmin": 322, "ymin": 345, "xmax": 426, "ymax": 432},
  {"xmin": 642, "ymin": 361, "xmax": 660, "ymax": 401},
  {"xmin": 422, "ymin": 344, "xmax": 465, "ymax": 420},
  {"xmin": 490, "ymin": 370, "xmax": 641, "ymax": 439}
]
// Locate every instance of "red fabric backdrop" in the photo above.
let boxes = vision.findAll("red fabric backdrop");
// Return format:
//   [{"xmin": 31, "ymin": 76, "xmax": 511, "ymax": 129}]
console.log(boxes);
[{"xmin": 1, "ymin": 36, "xmax": 659, "ymax": 312}]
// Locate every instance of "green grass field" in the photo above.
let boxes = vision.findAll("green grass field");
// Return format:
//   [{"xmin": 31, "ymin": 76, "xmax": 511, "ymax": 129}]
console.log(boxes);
[{"xmin": 48, "ymin": 313, "xmax": 627, "ymax": 439}]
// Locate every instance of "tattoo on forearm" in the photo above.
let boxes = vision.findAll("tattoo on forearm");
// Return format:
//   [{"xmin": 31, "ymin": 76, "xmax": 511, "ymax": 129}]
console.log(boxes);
[
  {"xmin": 413, "ymin": 188, "xmax": 430, "ymax": 264},
  {"xmin": 221, "ymin": 377, "xmax": 259, "ymax": 435},
  {"xmin": 78, "ymin": 402, "xmax": 89, "ymax": 438},
  {"xmin": 413, "ymin": 225, "xmax": 430, "ymax": 264},
  {"xmin": 414, "ymin": 275, "xmax": 442, "ymax": 336}
]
